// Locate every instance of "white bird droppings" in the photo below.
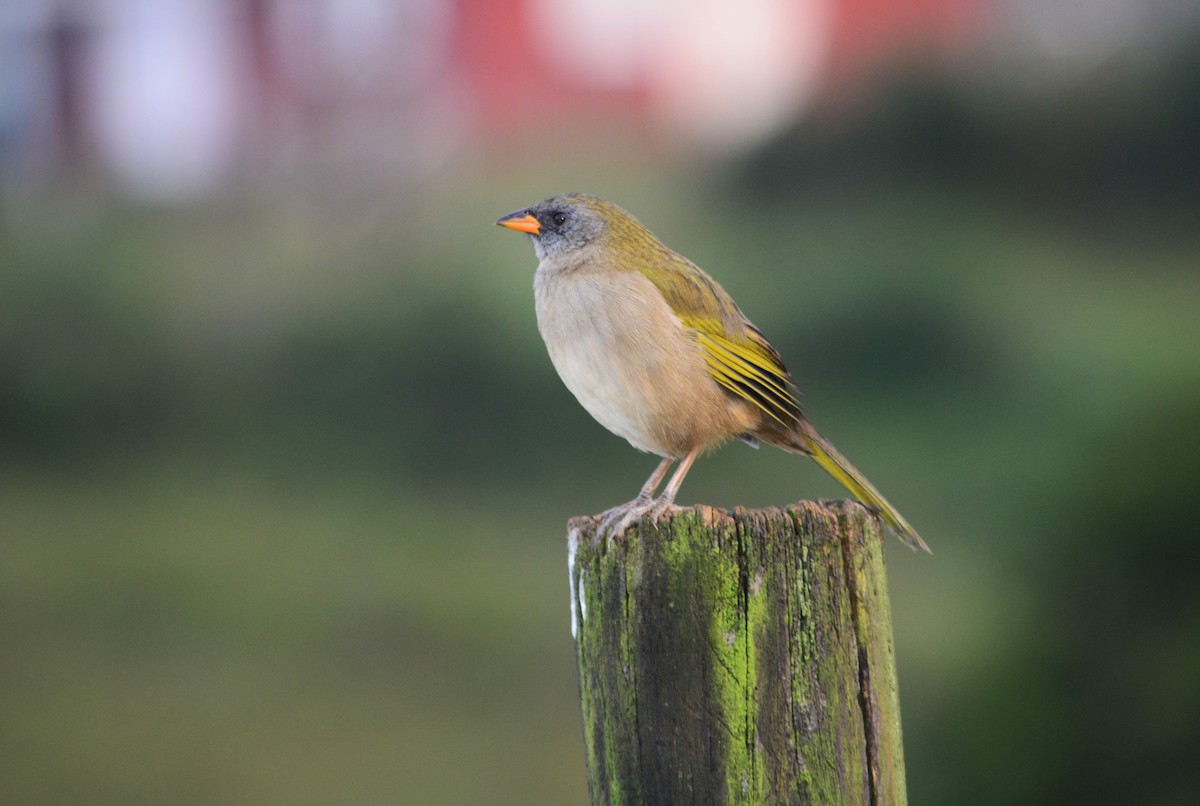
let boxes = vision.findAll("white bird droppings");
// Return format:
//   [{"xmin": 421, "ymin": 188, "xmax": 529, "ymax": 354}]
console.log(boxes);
[{"xmin": 568, "ymin": 527, "xmax": 580, "ymax": 639}]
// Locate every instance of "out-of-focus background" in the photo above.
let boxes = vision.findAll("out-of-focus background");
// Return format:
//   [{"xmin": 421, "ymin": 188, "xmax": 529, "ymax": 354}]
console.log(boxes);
[{"xmin": 2, "ymin": 1, "xmax": 1198, "ymax": 803}]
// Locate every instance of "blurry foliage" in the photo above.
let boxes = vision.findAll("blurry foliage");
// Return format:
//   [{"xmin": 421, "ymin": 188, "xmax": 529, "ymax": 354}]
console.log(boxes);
[
  {"xmin": 1036, "ymin": 391, "xmax": 1200, "ymax": 806},
  {"xmin": 737, "ymin": 34, "xmax": 1200, "ymax": 234},
  {"xmin": 789, "ymin": 284, "xmax": 1005, "ymax": 393},
  {"xmin": 249, "ymin": 294, "xmax": 581, "ymax": 486},
  {"xmin": 911, "ymin": 391, "xmax": 1200, "ymax": 806},
  {"xmin": 0, "ymin": 200, "xmax": 577, "ymax": 487},
  {"xmin": 0, "ymin": 210, "xmax": 182, "ymax": 460}
]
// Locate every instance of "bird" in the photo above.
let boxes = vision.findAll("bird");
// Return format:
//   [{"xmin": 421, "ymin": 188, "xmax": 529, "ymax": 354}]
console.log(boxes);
[{"xmin": 496, "ymin": 193, "xmax": 929, "ymax": 552}]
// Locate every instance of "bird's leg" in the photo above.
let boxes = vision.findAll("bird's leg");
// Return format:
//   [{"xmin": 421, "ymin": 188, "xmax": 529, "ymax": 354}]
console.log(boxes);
[
  {"xmin": 596, "ymin": 456, "xmax": 673, "ymax": 544},
  {"xmin": 645, "ymin": 447, "xmax": 701, "ymax": 523},
  {"xmin": 600, "ymin": 447, "xmax": 704, "ymax": 544},
  {"xmin": 634, "ymin": 455, "xmax": 675, "ymax": 505}
]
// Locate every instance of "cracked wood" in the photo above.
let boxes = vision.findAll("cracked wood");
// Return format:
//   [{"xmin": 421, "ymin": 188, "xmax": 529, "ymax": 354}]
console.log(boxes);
[{"xmin": 569, "ymin": 501, "xmax": 908, "ymax": 806}]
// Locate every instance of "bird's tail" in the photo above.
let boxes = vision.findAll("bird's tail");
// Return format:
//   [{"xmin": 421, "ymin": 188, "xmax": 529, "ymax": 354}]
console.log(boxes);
[{"xmin": 792, "ymin": 421, "xmax": 931, "ymax": 553}]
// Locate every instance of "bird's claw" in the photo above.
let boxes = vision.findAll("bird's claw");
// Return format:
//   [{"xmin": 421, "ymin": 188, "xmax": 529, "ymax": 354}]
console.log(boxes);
[
  {"xmin": 594, "ymin": 498, "xmax": 681, "ymax": 548},
  {"xmin": 595, "ymin": 500, "xmax": 647, "ymax": 548}
]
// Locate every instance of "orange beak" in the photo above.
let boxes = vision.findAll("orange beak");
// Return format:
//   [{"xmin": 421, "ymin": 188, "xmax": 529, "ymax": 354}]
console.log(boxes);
[{"xmin": 496, "ymin": 211, "xmax": 541, "ymax": 235}]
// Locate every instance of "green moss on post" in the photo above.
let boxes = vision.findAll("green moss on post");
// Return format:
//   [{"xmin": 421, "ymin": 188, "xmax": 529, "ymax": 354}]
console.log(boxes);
[{"xmin": 568, "ymin": 501, "xmax": 908, "ymax": 806}]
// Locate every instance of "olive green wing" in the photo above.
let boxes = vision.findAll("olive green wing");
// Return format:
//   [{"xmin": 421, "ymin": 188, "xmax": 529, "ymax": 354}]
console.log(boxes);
[
  {"xmin": 636, "ymin": 256, "xmax": 801, "ymax": 427},
  {"xmin": 691, "ymin": 323, "xmax": 802, "ymax": 426}
]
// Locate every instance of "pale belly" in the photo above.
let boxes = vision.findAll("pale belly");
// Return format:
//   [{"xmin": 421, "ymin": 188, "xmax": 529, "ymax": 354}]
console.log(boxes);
[{"xmin": 534, "ymin": 268, "xmax": 750, "ymax": 457}]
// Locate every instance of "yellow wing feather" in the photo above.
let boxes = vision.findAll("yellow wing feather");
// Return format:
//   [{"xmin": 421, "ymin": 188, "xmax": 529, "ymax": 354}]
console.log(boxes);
[
  {"xmin": 629, "ymin": 247, "xmax": 801, "ymax": 427},
  {"xmin": 694, "ymin": 330, "xmax": 800, "ymax": 425}
]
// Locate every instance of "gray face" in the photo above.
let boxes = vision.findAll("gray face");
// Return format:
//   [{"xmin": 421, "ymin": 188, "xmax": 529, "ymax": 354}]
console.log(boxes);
[{"xmin": 524, "ymin": 195, "xmax": 606, "ymax": 263}]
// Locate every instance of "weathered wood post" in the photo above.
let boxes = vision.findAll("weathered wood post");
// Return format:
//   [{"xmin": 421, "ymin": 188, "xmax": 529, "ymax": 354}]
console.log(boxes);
[{"xmin": 568, "ymin": 500, "xmax": 908, "ymax": 806}]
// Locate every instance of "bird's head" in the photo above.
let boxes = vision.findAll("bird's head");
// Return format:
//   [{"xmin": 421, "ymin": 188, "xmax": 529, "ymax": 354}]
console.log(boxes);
[{"xmin": 496, "ymin": 193, "xmax": 651, "ymax": 264}]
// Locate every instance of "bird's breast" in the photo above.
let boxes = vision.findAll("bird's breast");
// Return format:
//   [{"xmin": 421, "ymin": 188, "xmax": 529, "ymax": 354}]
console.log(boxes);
[{"xmin": 534, "ymin": 265, "xmax": 753, "ymax": 457}]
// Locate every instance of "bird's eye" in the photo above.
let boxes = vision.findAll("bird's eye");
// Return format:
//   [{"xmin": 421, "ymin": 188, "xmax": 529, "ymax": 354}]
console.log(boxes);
[{"xmin": 551, "ymin": 211, "xmax": 567, "ymax": 227}]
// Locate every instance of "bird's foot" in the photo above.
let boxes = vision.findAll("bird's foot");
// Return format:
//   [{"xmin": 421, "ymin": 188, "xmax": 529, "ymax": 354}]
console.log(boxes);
[
  {"xmin": 595, "ymin": 498, "xmax": 651, "ymax": 547},
  {"xmin": 595, "ymin": 498, "xmax": 681, "ymax": 548}
]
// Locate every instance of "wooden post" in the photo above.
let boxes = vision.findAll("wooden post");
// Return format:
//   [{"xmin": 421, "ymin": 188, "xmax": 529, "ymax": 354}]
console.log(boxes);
[{"xmin": 568, "ymin": 500, "xmax": 908, "ymax": 806}]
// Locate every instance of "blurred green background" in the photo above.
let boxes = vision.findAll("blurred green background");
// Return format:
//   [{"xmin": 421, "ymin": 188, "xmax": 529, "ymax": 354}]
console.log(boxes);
[{"xmin": 3, "ymin": 3, "xmax": 1199, "ymax": 805}]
